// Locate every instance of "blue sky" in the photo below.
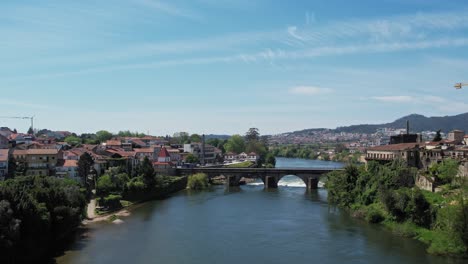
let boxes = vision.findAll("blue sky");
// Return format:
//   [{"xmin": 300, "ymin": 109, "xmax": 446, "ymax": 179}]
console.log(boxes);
[{"xmin": 1, "ymin": 0, "xmax": 468, "ymax": 136}]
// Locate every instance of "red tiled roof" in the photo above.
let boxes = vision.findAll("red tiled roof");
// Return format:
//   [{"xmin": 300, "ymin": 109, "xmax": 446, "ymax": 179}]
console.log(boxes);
[
  {"xmin": 367, "ymin": 143, "xmax": 420, "ymax": 152},
  {"xmin": 26, "ymin": 149, "xmax": 59, "ymax": 155},
  {"xmin": 63, "ymin": 160, "xmax": 78, "ymax": 167},
  {"xmin": 158, "ymin": 147, "xmax": 171, "ymax": 158},
  {"xmin": 134, "ymin": 148, "xmax": 154, "ymax": 153},
  {"xmin": 105, "ymin": 140, "xmax": 121, "ymax": 146}
]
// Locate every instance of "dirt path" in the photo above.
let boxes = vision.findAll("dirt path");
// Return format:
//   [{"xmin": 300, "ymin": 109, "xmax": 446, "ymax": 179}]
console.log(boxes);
[{"xmin": 86, "ymin": 198, "xmax": 97, "ymax": 219}]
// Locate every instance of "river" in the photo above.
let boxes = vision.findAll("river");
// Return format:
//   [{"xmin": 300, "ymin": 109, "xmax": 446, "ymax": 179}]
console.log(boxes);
[{"xmin": 56, "ymin": 158, "xmax": 463, "ymax": 264}]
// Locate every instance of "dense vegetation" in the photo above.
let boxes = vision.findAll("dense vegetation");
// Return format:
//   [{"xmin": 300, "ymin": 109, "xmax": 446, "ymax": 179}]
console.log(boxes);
[
  {"xmin": 187, "ymin": 173, "xmax": 210, "ymax": 190},
  {"xmin": 96, "ymin": 157, "xmax": 187, "ymax": 210},
  {"xmin": 326, "ymin": 160, "xmax": 468, "ymax": 256},
  {"xmin": 0, "ymin": 176, "xmax": 87, "ymax": 263},
  {"xmin": 270, "ymin": 143, "xmax": 361, "ymax": 164}
]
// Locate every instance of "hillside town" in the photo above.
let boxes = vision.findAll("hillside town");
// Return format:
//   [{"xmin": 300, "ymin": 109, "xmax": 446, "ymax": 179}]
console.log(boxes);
[
  {"xmin": 0, "ymin": 127, "xmax": 264, "ymax": 182},
  {"xmin": 0, "ymin": 122, "xmax": 465, "ymax": 187}
]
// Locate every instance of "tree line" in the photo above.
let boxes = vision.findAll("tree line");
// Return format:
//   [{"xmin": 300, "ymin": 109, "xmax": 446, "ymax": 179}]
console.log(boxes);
[{"xmin": 326, "ymin": 159, "xmax": 468, "ymax": 256}]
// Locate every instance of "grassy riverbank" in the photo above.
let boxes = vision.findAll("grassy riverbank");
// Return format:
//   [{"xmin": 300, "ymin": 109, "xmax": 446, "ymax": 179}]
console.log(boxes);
[{"xmin": 326, "ymin": 160, "xmax": 468, "ymax": 257}]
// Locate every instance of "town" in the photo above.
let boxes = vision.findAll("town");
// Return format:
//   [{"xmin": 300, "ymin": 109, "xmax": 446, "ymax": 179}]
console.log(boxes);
[{"xmin": 0, "ymin": 121, "xmax": 467, "ymax": 193}]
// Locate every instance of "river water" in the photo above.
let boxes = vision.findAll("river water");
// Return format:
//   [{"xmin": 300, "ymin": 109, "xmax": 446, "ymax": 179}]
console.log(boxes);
[{"xmin": 56, "ymin": 158, "xmax": 463, "ymax": 264}]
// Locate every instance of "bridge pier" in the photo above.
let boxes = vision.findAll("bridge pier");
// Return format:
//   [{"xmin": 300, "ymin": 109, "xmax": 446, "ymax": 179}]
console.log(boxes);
[
  {"xmin": 226, "ymin": 175, "xmax": 241, "ymax": 187},
  {"xmin": 265, "ymin": 176, "xmax": 278, "ymax": 189},
  {"xmin": 308, "ymin": 177, "xmax": 319, "ymax": 190}
]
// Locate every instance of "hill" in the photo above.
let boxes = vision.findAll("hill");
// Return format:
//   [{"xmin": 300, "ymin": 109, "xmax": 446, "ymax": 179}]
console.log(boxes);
[{"xmin": 334, "ymin": 113, "xmax": 468, "ymax": 134}]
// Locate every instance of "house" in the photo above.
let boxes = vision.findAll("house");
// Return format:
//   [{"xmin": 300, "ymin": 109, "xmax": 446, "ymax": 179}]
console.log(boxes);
[
  {"xmin": 167, "ymin": 148, "xmax": 182, "ymax": 165},
  {"xmin": 365, "ymin": 143, "xmax": 421, "ymax": 168},
  {"xmin": 56, "ymin": 159, "xmax": 80, "ymax": 182},
  {"xmin": 247, "ymin": 152, "xmax": 260, "ymax": 162},
  {"xmin": 0, "ymin": 127, "xmax": 14, "ymax": 138},
  {"xmin": 105, "ymin": 139, "xmax": 122, "ymax": 148},
  {"xmin": 10, "ymin": 133, "xmax": 34, "ymax": 145},
  {"xmin": 153, "ymin": 147, "xmax": 173, "ymax": 169},
  {"xmin": 0, "ymin": 149, "xmax": 9, "ymax": 180},
  {"xmin": 130, "ymin": 138, "xmax": 148, "ymax": 148},
  {"xmin": 36, "ymin": 137, "xmax": 56, "ymax": 145},
  {"xmin": 224, "ymin": 152, "xmax": 238, "ymax": 162},
  {"xmin": 134, "ymin": 148, "xmax": 155, "ymax": 161},
  {"xmin": 183, "ymin": 143, "xmax": 217, "ymax": 164},
  {"xmin": 448, "ymin": 130, "xmax": 464, "ymax": 145},
  {"xmin": 0, "ymin": 134, "xmax": 9, "ymax": 149},
  {"xmin": 11, "ymin": 148, "xmax": 63, "ymax": 176}
]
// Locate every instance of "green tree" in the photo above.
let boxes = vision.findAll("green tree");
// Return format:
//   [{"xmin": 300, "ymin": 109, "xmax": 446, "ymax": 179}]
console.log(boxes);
[
  {"xmin": 185, "ymin": 153, "xmax": 199, "ymax": 164},
  {"xmin": 224, "ymin": 134, "xmax": 245, "ymax": 154},
  {"xmin": 140, "ymin": 157, "xmax": 155, "ymax": 187},
  {"xmin": 27, "ymin": 127, "xmax": 34, "ymax": 135},
  {"xmin": 207, "ymin": 138, "xmax": 220, "ymax": 147},
  {"xmin": 245, "ymin": 128, "xmax": 260, "ymax": 142},
  {"xmin": 265, "ymin": 153, "xmax": 276, "ymax": 167},
  {"xmin": 190, "ymin": 134, "xmax": 202, "ymax": 143},
  {"xmin": 173, "ymin": 132, "xmax": 189, "ymax": 144},
  {"xmin": 430, "ymin": 158, "xmax": 459, "ymax": 184},
  {"xmin": 96, "ymin": 130, "xmax": 113, "ymax": 143},
  {"xmin": 433, "ymin": 129, "xmax": 442, "ymax": 142},
  {"xmin": 7, "ymin": 156, "xmax": 16, "ymax": 179},
  {"xmin": 77, "ymin": 152, "xmax": 94, "ymax": 190},
  {"xmin": 64, "ymin": 135, "xmax": 82, "ymax": 146}
]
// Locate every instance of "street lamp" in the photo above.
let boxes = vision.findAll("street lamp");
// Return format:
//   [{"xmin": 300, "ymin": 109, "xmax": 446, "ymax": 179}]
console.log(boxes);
[{"xmin": 454, "ymin": 82, "xmax": 468, "ymax": 89}]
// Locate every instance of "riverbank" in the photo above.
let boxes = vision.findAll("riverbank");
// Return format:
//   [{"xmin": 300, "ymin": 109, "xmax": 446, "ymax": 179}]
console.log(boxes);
[
  {"xmin": 326, "ymin": 161, "xmax": 468, "ymax": 257},
  {"xmin": 85, "ymin": 176, "xmax": 188, "ymax": 223}
]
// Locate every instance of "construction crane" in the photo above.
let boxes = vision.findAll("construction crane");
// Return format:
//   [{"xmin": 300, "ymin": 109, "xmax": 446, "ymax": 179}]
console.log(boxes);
[
  {"xmin": 0, "ymin": 116, "xmax": 35, "ymax": 134},
  {"xmin": 454, "ymin": 82, "xmax": 468, "ymax": 89}
]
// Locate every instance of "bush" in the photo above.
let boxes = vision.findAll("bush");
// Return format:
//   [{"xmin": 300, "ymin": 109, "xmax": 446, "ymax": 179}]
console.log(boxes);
[
  {"xmin": 365, "ymin": 203, "xmax": 386, "ymax": 223},
  {"xmin": 98, "ymin": 194, "xmax": 122, "ymax": 209},
  {"xmin": 187, "ymin": 173, "xmax": 210, "ymax": 190}
]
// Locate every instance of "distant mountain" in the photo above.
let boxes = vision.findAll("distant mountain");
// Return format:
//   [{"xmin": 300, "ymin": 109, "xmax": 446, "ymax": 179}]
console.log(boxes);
[{"xmin": 334, "ymin": 113, "xmax": 468, "ymax": 134}]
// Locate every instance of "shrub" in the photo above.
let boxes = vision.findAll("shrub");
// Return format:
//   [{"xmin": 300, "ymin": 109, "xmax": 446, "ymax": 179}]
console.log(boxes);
[
  {"xmin": 365, "ymin": 203, "xmax": 386, "ymax": 223},
  {"xmin": 99, "ymin": 194, "xmax": 122, "ymax": 209},
  {"xmin": 187, "ymin": 173, "xmax": 210, "ymax": 190}
]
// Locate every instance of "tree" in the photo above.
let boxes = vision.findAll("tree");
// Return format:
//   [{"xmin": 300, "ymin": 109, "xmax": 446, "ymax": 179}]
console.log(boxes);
[
  {"xmin": 265, "ymin": 153, "xmax": 276, "ymax": 167},
  {"xmin": 27, "ymin": 127, "xmax": 33, "ymax": 135},
  {"xmin": 64, "ymin": 136, "xmax": 82, "ymax": 146},
  {"xmin": 96, "ymin": 130, "xmax": 113, "ymax": 143},
  {"xmin": 173, "ymin": 132, "xmax": 189, "ymax": 144},
  {"xmin": 207, "ymin": 138, "xmax": 220, "ymax": 147},
  {"xmin": 189, "ymin": 134, "xmax": 202, "ymax": 143},
  {"xmin": 224, "ymin": 134, "xmax": 245, "ymax": 154},
  {"xmin": 430, "ymin": 158, "xmax": 459, "ymax": 184},
  {"xmin": 245, "ymin": 128, "xmax": 260, "ymax": 142},
  {"xmin": 7, "ymin": 156, "xmax": 16, "ymax": 179},
  {"xmin": 140, "ymin": 156, "xmax": 155, "ymax": 187},
  {"xmin": 185, "ymin": 153, "xmax": 199, "ymax": 164},
  {"xmin": 433, "ymin": 129, "xmax": 442, "ymax": 142},
  {"xmin": 77, "ymin": 153, "xmax": 94, "ymax": 190}
]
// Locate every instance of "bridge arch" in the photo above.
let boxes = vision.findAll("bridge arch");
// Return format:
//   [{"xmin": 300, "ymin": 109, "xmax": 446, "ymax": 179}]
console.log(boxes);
[{"xmin": 277, "ymin": 174, "xmax": 307, "ymax": 187}]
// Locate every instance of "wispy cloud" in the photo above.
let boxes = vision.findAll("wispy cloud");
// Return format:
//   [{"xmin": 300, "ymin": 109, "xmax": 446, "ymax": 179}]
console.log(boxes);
[
  {"xmin": 371, "ymin": 95, "xmax": 414, "ymax": 103},
  {"xmin": 289, "ymin": 86, "xmax": 332, "ymax": 96},
  {"xmin": 0, "ymin": 99, "xmax": 52, "ymax": 109},
  {"xmin": 136, "ymin": 0, "xmax": 201, "ymax": 20}
]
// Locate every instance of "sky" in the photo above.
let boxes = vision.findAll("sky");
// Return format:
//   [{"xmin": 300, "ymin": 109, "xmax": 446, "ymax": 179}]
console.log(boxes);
[{"xmin": 1, "ymin": 0, "xmax": 468, "ymax": 136}]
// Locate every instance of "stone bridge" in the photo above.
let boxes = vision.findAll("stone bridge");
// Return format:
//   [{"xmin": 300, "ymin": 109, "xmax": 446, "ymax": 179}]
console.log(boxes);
[{"xmin": 175, "ymin": 167, "xmax": 341, "ymax": 189}]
